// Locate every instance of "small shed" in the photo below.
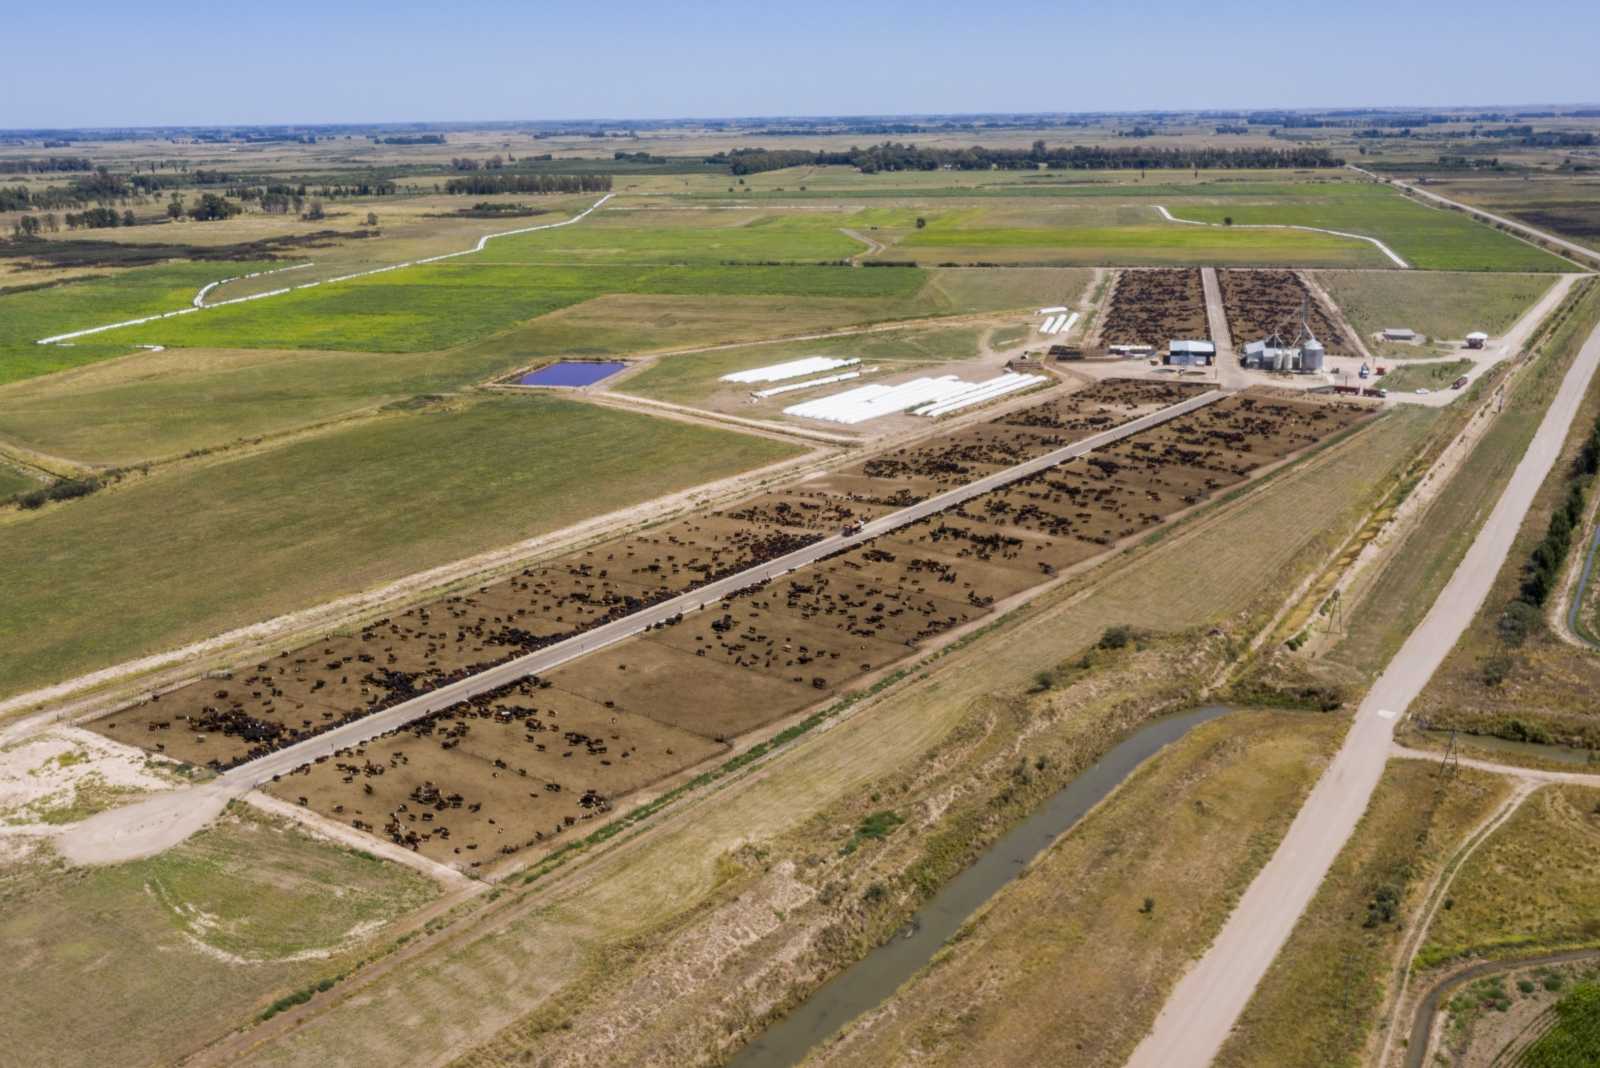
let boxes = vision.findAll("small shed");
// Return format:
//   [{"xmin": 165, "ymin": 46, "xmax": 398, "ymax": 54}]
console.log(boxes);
[
  {"xmin": 1383, "ymin": 327, "xmax": 1416, "ymax": 341},
  {"xmin": 1166, "ymin": 339, "xmax": 1215, "ymax": 366},
  {"xmin": 1465, "ymin": 331, "xmax": 1489, "ymax": 349}
]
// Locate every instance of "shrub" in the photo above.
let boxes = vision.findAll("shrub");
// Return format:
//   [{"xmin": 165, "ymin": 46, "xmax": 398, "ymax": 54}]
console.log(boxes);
[
  {"xmin": 16, "ymin": 476, "xmax": 99, "ymax": 509},
  {"xmin": 1498, "ymin": 600, "xmax": 1543, "ymax": 646},
  {"xmin": 1481, "ymin": 654, "xmax": 1514, "ymax": 688},
  {"xmin": 1098, "ymin": 624, "xmax": 1133, "ymax": 650},
  {"xmin": 1364, "ymin": 883, "xmax": 1402, "ymax": 928}
]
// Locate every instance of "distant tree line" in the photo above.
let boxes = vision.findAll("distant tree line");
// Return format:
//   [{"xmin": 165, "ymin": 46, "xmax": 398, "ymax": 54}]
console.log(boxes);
[
  {"xmin": 3, "ymin": 156, "xmax": 94, "ymax": 173},
  {"xmin": 710, "ymin": 141, "xmax": 1344, "ymax": 175},
  {"xmin": 375, "ymin": 134, "xmax": 445, "ymax": 145},
  {"xmin": 10, "ymin": 206, "xmax": 136, "ymax": 238},
  {"xmin": 443, "ymin": 173, "xmax": 612, "ymax": 195}
]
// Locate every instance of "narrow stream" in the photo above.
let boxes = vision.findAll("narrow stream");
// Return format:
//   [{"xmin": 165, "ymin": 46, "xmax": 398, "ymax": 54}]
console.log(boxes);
[
  {"xmin": 1566, "ymin": 517, "xmax": 1600, "ymax": 647},
  {"xmin": 727, "ymin": 703, "xmax": 1235, "ymax": 1068}
]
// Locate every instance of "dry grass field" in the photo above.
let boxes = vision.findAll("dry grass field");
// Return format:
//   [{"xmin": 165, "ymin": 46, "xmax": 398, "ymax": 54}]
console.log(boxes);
[
  {"xmin": 1210, "ymin": 762, "xmax": 1509, "ymax": 1068},
  {"xmin": 797, "ymin": 710, "xmax": 1346, "ymax": 1068},
  {"xmin": 1409, "ymin": 282, "xmax": 1600, "ymax": 746},
  {"xmin": 1418, "ymin": 784, "xmax": 1600, "ymax": 969},
  {"xmin": 0, "ymin": 805, "xmax": 436, "ymax": 1068}
]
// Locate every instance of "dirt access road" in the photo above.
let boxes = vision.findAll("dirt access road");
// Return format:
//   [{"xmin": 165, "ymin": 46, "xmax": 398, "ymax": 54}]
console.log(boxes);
[
  {"xmin": 1126, "ymin": 303, "xmax": 1600, "ymax": 1067},
  {"xmin": 58, "ymin": 390, "xmax": 1225, "ymax": 867}
]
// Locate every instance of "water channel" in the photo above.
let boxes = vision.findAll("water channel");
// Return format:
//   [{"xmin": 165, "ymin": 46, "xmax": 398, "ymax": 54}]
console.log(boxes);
[{"xmin": 728, "ymin": 703, "xmax": 1237, "ymax": 1068}]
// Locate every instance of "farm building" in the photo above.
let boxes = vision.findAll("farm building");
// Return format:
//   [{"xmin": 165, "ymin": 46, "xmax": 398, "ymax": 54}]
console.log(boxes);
[
  {"xmin": 1165, "ymin": 339, "xmax": 1215, "ymax": 367},
  {"xmin": 1383, "ymin": 327, "xmax": 1417, "ymax": 341},
  {"xmin": 1466, "ymin": 331, "xmax": 1489, "ymax": 349},
  {"xmin": 1241, "ymin": 338, "xmax": 1325, "ymax": 373},
  {"xmin": 1109, "ymin": 343, "xmax": 1155, "ymax": 358}
]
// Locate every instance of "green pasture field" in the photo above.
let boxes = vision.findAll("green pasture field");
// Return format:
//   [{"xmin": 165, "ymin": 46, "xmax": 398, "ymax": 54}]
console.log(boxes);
[
  {"xmin": 0, "ymin": 394, "xmax": 801, "ymax": 699},
  {"xmin": 1374, "ymin": 359, "xmax": 1476, "ymax": 393},
  {"xmin": 0, "ymin": 345, "xmax": 514, "ymax": 466},
  {"xmin": 664, "ymin": 168, "xmax": 1359, "ymax": 198},
  {"xmin": 1315, "ymin": 270, "xmax": 1555, "ymax": 341},
  {"xmin": 1166, "ymin": 181, "xmax": 1572, "ymax": 271},
  {"xmin": 1395, "ymin": 173, "xmax": 1600, "ymax": 254},
  {"xmin": 0, "ymin": 261, "xmax": 276, "ymax": 386},
  {"xmin": 469, "ymin": 266, "xmax": 1088, "ymax": 362},
  {"xmin": 476, "ymin": 207, "xmax": 865, "ymax": 264},
  {"xmin": 0, "ymin": 267, "xmax": 1083, "ymax": 466},
  {"xmin": 616, "ymin": 321, "xmax": 990, "ymax": 407},
  {"xmin": 895, "ymin": 219, "xmax": 1385, "ymax": 267},
  {"xmin": 90, "ymin": 262, "xmax": 930, "ymax": 354},
  {"xmin": 0, "ymin": 462, "xmax": 38, "ymax": 497},
  {"xmin": 1, "ymin": 806, "xmax": 434, "ymax": 1067}
]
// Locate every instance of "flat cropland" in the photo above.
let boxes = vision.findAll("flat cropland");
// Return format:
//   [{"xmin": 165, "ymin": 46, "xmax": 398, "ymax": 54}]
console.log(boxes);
[
  {"xmin": 89, "ymin": 262, "xmax": 930, "ymax": 355},
  {"xmin": 1211, "ymin": 761, "xmax": 1509, "ymax": 1068},
  {"xmin": 799, "ymin": 709, "xmax": 1345, "ymax": 1068},
  {"xmin": 1313, "ymin": 270, "xmax": 1556, "ymax": 343},
  {"xmin": 0, "ymin": 394, "xmax": 802, "ymax": 701},
  {"xmin": 0, "ymin": 805, "xmax": 435, "ymax": 1068},
  {"xmin": 0, "ymin": 261, "xmax": 274, "ymax": 385},
  {"xmin": 0, "ymin": 344, "xmax": 523, "ymax": 467},
  {"xmin": 1166, "ymin": 180, "xmax": 1572, "ymax": 272},
  {"xmin": 1397, "ymin": 173, "xmax": 1600, "ymax": 255},
  {"xmin": 1418, "ymin": 784, "xmax": 1600, "ymax": 969}
]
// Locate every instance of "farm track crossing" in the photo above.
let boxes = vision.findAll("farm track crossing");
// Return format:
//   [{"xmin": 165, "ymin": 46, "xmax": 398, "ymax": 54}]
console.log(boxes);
[{"xmin": 58, "ymin": 388, "xmax": 1225, "ymax": 863}]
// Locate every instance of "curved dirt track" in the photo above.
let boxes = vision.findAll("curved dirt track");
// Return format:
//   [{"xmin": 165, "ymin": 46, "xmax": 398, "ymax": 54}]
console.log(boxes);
[
  {"xmin": 1154, "ymin": 204, "xmax": 1410, "ymax": 268},
  {"xmin": 34, "ymin": 194, "xmax": 613, "ymax": 345},
  {"xmin": 1403, "ymin": 949, "xmax": 1600, "ymax": 1068}
]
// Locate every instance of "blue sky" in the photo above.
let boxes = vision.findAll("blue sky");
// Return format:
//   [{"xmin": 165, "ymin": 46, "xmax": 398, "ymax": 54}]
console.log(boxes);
[{"xmin": 3, "ymin": 0, "xmax": 1596, "ymax": 127}]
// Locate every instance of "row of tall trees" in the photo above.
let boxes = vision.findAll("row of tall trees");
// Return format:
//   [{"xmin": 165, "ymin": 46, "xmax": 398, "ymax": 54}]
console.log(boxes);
[
  {"xmin": 10, "ymin": 207, "xmax": 135, "ymax": 237},
  {"xmin": 711, "ymin": 141, "xmax": 1345, "ymax": 175},
  {"xmin": 443, "ymin": 173, "xmax": 612, "ymax": 195},
  {"xmin": 3, "ymin": 156, "xmax": 93, "ymax": 173}
]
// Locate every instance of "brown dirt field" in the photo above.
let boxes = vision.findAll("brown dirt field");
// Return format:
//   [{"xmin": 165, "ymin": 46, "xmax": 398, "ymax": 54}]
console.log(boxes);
[
  {"xmin": 1219, "ymin": 269, "xmax": 1355, "ymax": 354},
  {"xmin": 271, "ymin": 677, "xmax": 725, "ymax": 868},
  {"xmin": 1100, "ymin": 269, "xmax": 1210, "ymax": 346}
]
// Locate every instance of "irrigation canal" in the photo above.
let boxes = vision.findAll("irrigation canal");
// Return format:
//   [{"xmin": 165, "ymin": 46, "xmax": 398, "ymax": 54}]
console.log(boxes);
[{"xmin": 726, "ymin": 704, "xmax": 1237, "ymax": 1068}]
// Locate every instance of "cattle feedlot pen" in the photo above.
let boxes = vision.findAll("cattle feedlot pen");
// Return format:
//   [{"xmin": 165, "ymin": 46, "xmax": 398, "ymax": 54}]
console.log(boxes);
[{"xmin": 220, "ymin": 390, "xmax": 1226, "ymax": 789}]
